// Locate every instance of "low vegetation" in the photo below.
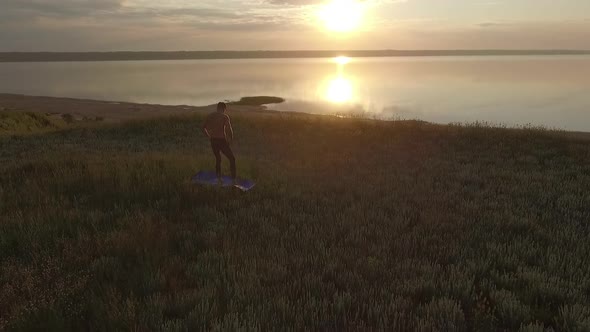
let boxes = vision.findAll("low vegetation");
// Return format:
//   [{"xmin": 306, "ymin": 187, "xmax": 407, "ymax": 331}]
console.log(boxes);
[
  {"xmin": 0, "ymin": 111, "xmax": 61, "ymax": 133},
  {"xmin": 1, "ymin": 110, "xmax": 589, "ymax": 331}
]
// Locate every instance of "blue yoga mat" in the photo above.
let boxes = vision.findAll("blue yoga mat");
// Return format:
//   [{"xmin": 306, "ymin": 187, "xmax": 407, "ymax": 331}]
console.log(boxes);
[{"xmin": 192, "ymin": 171, "xmax": 256, "ymax": 192}]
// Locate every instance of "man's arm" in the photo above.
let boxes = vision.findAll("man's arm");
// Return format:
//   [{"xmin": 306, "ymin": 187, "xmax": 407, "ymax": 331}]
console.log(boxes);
[
  {"xmin": 202, "ymin": 116, "xmax": 211, "ymax": 138},
  {"xmin": 225, "ymin": 116, "xmax": 234, "ymax": 143}
]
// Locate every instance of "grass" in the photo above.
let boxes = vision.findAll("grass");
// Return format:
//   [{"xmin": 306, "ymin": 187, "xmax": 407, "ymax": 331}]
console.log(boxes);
[
  {"xmin": 0, "ymin": 112, "xmax": 62, "ymax": 133},
  {"xmin": 1, "ymin": 110, "xmax": 590, "ymax": 331}
]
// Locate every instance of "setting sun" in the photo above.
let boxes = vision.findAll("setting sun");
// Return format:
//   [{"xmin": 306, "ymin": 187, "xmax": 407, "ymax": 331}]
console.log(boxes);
[{"xmin": 319, "ymin": 0, "xmax": 364, "ymax": 32}]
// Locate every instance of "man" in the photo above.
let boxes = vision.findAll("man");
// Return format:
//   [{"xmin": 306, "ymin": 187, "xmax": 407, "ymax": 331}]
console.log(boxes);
[{"xmin": 202, "ymin": 102, "xmax": 236, "ymax": 184}]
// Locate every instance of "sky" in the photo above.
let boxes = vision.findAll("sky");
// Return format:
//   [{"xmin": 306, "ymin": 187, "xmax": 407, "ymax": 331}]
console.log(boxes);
[{"xmin": 0, "ymin": 0, "xmax": 589, "ymax": 51}]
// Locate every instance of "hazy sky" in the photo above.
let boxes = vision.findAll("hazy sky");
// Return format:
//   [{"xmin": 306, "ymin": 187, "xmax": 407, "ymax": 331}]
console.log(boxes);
[{"xmin": 1, "ymin": 0, "xmax": 589, "ymax": 51}]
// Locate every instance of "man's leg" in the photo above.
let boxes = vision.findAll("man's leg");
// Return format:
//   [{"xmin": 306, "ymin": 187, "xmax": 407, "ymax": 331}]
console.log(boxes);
[
  {"xmin": 219, "ymin": 142, "xmax": 236, "ymax": 180},
  {"xmin": 210, "ymin": 140, "xmax": 222, "ymax": 179}
]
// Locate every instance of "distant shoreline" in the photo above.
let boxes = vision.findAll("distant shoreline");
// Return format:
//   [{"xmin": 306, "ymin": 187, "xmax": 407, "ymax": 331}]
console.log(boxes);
[
  {"xmin": 0, "ymin": 93, "xmax": 266, "ymax": 122},
  {"xmin": 2, "ymin": 93, "xmax": 590, "ymax": 138},
  {"xmin": 1, "ymin": 50, "xmax": 590, "ymax": 63}
]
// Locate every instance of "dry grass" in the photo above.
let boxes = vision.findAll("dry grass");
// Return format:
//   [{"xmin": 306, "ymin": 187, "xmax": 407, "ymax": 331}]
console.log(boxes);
[{"xmin": 1, "ymin": 111, "xmax": 590, "ymax": 331}]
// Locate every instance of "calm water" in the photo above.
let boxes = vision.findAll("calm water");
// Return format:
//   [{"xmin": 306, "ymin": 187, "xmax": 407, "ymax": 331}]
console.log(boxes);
[{"xmin": 1, "ymin": 56, "xmax": 590, "ymax": 131}]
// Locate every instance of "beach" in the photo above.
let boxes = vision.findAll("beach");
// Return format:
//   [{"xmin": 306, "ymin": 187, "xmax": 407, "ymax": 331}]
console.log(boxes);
[
  {"xmin": 2, "ymin": 92, "xmax": 589, "ymax": 139},
  {"xmin": 0, "ymin": 93, "xmax": 269, "ymax": 123}
]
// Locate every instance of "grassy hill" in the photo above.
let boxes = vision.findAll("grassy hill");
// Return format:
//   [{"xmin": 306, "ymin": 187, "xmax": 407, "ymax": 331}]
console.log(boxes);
[
  {"xmin": 1, "ymin": 110, "xmax": 589, "ymax": 331},
  {"xmin": 0, "ymin": 111, "xmax": 62, "ymax": 133}
]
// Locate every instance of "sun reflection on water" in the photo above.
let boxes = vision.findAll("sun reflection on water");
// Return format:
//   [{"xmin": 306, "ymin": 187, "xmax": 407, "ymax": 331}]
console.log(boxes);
[
  {"xmin": 334, "ymin": 56, "xmax": 350, "ymax": 65},
  {"xmin": 324, "ymin": 56, "xmax": 354, "ymax": 103},
  {"xmin": 326, "ymin": 77, "xmax": 353, "ymax": 103}
]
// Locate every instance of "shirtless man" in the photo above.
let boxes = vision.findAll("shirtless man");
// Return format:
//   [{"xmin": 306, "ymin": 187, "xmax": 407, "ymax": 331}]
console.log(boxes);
[{"xmin": 202, "ymin": 102, "xmax": 236, "ymax": 183}]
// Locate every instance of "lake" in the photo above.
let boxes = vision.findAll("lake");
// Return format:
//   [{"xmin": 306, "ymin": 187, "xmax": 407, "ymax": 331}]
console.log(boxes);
[{"xmin": 1, "ymin": 56, "xmax": 590, "ymax": 131}]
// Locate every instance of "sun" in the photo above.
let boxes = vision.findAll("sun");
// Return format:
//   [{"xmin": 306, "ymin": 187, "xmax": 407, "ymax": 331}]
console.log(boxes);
[{"xmin": 319, "ymin": 0, "xmax": 364, "ymax": 32}]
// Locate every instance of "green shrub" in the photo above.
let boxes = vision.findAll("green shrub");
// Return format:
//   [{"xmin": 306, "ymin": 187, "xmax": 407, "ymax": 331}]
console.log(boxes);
[
  {"xmin": 0, "ymin": 111, "xmax": 57, "ymax": 132},
  {"xmin": 62, "ymin": 113, "xmax": 75, "ymax": 123}
]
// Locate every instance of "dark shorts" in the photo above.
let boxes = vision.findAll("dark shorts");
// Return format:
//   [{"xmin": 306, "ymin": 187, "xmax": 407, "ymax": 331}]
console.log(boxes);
[
  {"xmin": 210, "ymin": 138, "xmax": 233, "ymax": 157},
  {"xmin": 210, "ymin": 138, "xmax": 236, "ymax": 178}
]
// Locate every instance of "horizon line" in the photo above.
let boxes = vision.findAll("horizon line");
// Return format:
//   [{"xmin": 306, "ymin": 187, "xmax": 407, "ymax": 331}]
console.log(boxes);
[
  {"xmin": 2, "ymin": 49, "xmax": 589, "ymax": 63},
  {"xmin": 2, "ymin": 49, "xmax": 590, "ymax": 53}
]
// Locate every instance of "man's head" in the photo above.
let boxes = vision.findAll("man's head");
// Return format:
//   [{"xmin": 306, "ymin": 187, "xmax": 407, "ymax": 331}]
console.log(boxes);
[{"xmin": 217, "ymin": 102, "xmax": 227, "ymax": 113}]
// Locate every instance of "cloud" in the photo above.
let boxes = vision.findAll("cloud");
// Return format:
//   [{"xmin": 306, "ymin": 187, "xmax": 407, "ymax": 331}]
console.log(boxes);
[
  {"xmin": 0, "ymin": 0, "xmax": 308, "ymax": 32},
  {"xmin": 0, "ymin": 0, "xmax": 316, "ymax": 51},
  {"xmin": 477, "ymin": 21, "xmax": 512, "ymax": 28},
  {"xmin": 0, "ymin": 0, "xmax": 124, "ymax": 18},
  {"xmin": 267, "ymin": 0, "xmax": 321, "ymax": 5},
  {"xmin": 1, "ymin": 0, "xmax": 589, "ymax": 51}
]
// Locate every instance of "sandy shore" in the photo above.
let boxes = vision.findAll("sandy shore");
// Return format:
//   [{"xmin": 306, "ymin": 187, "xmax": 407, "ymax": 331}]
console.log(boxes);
[
  {"xmin": 0, "ymin": 93, "xmax": 266, "ymax": 122},
  {"xmin": 2, "ymin": 93, "xmax": 590, "ymax": 140}
]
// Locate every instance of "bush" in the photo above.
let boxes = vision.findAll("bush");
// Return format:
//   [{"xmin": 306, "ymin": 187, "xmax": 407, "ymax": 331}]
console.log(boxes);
[
  {"xmin": 62, "ymin": 113, "xmax": 75, "ymax": 123},
  {"xmin": 0, "ymin": 111, "xmax": 56, "ymax": 132}
]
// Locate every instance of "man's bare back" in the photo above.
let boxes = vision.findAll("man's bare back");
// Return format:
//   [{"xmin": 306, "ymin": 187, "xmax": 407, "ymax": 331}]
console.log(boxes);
[{"xmin": 204, "ymin": 112, "xmax": 231, "ymax": 139}]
